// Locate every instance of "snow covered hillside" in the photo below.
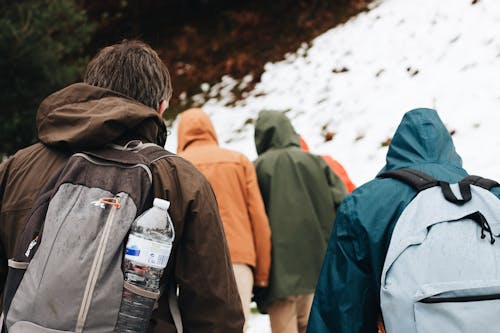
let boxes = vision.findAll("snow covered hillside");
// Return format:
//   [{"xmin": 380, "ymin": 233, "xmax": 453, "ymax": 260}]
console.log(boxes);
[
  {"xmin": 166, "ymin": 0, "xmax": 500, "ymax": 187},
  {"xmin": 165, "ymin": 1, "xmax": 500, "ymax": 331}
]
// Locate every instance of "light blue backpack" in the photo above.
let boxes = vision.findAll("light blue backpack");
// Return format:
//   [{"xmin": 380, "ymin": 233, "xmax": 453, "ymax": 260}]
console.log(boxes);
[{"xmin": 379, "ymin": 168, "xmax": 500, "ymax": 333}]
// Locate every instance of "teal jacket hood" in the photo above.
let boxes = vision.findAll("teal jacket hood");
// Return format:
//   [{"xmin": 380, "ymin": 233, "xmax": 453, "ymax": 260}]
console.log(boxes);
[
  {"xmin": 254, "ymin": 110, "xmax": 300, "ymax": 155},
  {"xmin": 381, "ymin": 108, "xmax": 462, "ymax": 173}
]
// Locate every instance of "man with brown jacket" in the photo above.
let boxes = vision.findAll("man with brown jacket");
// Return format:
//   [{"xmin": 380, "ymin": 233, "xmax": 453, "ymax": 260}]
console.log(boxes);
[
  {"xmin": 177, "ymin": 108, "xmax": 272, "ymax": 331},
  {"xmin": 0, "ymin": 40, "xmax": 244, "ymax": 333}
]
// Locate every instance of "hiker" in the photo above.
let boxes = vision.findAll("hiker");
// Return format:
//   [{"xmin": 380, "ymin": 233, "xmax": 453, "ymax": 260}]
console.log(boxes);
[
  {"xmin": 176, "ymin": 108, "xmax": 272, "ymax": 331},
  {"xmin": 307, "ymin": 108, "xmax": 500, "ymax": 333},
  {"xmin": 0, "ymin": 40, "xmax": 244, "ymax": 332},
  {"xmin": 253, "ymin": 110, "xmax": 347, "ymax": 333},
  {"xmin": 299, "ymin": 136, "xmax": 356, "ymax": 193}
]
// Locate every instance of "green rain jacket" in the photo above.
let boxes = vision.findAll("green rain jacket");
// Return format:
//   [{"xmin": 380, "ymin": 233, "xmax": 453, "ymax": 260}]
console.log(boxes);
[
  {"xmin": 307, "ymin": 108, "xmax": 500, "ymax": 333},
  {"xmin": 253, "ymin": 110, "xmax": 347, "ymax": 311}
]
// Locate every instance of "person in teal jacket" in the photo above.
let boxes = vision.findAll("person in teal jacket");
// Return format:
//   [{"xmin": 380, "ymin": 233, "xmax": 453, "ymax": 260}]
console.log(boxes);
[
  {"xmin": 254, "ymin": 110, "xmax": 347, "ymax": 333},
  {"xmin": 307, "ymin": 108, "xmax": 500, "ymax": 333}
]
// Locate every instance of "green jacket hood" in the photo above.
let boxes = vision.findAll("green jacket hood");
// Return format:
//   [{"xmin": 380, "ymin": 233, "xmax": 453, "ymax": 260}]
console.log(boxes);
[
  {"xmin": 36, "ymin": 83, "xmax": 167, "ymax": 150},
  {"xmin": 254, "ymin": 110, "xmax": 300, "ymax": 155},
  {"xmin": 381, "ymin": 108, "xmax": 462, "ymax": 173}
]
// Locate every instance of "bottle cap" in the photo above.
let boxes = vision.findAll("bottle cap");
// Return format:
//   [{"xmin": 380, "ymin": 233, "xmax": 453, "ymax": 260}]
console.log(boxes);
[{"xmin": 153, "ymin": 198, "xmax": 170, "ymax": 210}]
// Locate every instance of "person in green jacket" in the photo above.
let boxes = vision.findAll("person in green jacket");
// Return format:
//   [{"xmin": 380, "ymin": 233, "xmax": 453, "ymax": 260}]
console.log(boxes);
[
  {"xmin": 307, "ymin": 108, "xmax": 500, "ymax": 333},
  {"xmin": 253, "ymin": 110, "xmax": 346, "ymax": 333}
]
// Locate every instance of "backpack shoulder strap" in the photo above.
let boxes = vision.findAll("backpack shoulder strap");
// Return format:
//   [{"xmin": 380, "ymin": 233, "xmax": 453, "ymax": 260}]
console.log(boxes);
[
  {"xmin": 135, "ymin": 144, "xmax": 175, "ymax": 164},
  {"xmin": 378, "ymin": 168, "xmax": 439, "ymax": 192},
  {"xmin": 380, "ymin": 169, "xmax": 500, "ymax": 205},
  {"xmin": 461, "ymin": 175, "xmax": 500, "ymax": 191},
  {"xmin": 168, "ymin": 279, "xmax": 183, "ymax": 333},
  {"xmin": 124, "ymin": 142, "xmax": 182, "ymax": 332},
  {"xmin": 81, "ymin": 141, "xmax": 174, "ymax": 167}
]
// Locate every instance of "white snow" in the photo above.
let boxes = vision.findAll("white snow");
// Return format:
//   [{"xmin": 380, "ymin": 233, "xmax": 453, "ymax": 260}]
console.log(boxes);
[
  {"xmin": 165, "ymin": 0, "xmax": 500, "ymax": 331},
  {"xmin": 247, "ymin": 306, "xmax": 271, "ymax": 333},
  {"xmin": 167, "ymin": 0, "xmax": 500, "ymax": 186}
]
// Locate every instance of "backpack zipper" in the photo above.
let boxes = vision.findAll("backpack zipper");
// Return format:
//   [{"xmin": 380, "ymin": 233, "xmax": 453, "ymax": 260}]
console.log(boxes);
[
  {"xmin": 73, "ymin": 153, "xmax": 152, "ymax": 183},
  {"xmin": 75, "ymin": 197, "xmax": 120, "ymax": 332},
  {"xmin": 420, "ymin": 293, "xmax": 500, "ymax": 304}
]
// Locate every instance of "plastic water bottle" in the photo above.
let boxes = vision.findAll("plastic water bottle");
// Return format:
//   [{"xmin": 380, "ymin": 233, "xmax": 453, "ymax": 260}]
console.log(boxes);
[{"xmin": 115, "ymin": 198, "xmax": 175, "ymax": 333}]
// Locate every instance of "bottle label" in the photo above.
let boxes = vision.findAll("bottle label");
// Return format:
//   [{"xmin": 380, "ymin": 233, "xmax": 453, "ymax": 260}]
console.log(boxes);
[{"xmin": 125, "ymin": 234, "xmax": 172, "ymax": 269}]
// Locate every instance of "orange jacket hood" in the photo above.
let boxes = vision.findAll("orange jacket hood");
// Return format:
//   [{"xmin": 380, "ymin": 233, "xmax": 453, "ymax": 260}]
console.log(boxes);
[{"xmin": 177, "ymin": 108, "xmax": 219, "ymax": 153}]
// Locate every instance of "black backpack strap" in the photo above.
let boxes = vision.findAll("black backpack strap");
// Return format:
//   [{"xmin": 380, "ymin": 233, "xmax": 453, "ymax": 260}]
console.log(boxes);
[
  {"xmin": 379, "ymin": 168, "xmax": 439, "ymax": 192},
  {"xmin": 379, "ymin": 168, "xmax": 498, "ymax": 205},
  {"xmin": 461, "ymin": 175, "xmax": 500, "ymax": 190},
  {"xmin": 438, "ymin": 180, "xmax": 471, "ymax": 205}
]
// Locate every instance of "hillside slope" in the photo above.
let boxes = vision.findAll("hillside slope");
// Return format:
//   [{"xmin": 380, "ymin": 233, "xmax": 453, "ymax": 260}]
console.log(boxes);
[{"xmin": 166, "ymin": 0, "xmax": 500, "ymax": 186}]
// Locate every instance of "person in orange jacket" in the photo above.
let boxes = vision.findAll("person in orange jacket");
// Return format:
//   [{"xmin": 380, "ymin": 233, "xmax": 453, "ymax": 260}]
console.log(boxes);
[
  {"xmin": 299, "ymin": 136, "xmax": 356, "ymax": 193},
  {"xmin": 177, "ymin": 108, "xmax": 272, "ymax": 331}
]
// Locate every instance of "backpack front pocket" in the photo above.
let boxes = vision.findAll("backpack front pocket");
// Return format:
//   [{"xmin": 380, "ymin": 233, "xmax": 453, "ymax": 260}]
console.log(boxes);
[{"xmin": 414, "ymin": 281, "xmax": 500, "ymax": 333}]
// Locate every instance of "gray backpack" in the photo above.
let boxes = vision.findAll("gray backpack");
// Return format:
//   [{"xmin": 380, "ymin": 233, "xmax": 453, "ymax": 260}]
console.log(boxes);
[
  {"xmin": 1, "ymin": 141, "xmax": 179, "ymax": 333},
  {"xmin": 379, "ymin": 168, "xmax": 500, "ymax": 333}
]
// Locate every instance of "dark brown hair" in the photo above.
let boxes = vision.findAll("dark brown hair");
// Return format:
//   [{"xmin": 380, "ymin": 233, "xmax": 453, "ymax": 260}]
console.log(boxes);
[{"xmin": 84, "ymin": 40, "xmax": 172, "ymax": 109}]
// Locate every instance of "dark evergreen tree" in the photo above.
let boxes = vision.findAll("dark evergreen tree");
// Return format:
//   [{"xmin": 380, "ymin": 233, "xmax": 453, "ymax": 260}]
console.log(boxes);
[{"xmin": 0, "ymin": 0, "xmax": 95, "ymax": 156}]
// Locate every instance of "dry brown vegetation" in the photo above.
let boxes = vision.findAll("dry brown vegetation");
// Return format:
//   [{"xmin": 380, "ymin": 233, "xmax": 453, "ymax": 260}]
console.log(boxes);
[{"xmin": 82, "ymin": 0, "xmax": 371, "ymax": 118}]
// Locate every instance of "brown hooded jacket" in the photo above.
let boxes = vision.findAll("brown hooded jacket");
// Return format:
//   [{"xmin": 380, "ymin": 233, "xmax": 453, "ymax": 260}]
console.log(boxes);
[{"xmin": 0, "ymin": 83, "xmax": 244, "ymax": 333}]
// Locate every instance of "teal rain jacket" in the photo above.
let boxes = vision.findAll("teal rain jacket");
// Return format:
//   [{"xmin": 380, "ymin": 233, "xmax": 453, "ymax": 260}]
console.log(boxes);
[
  {"xmin": 307, "ymin": 108, "xmax": 500, "ymax": 333},
  {"xmin": 253, "ymin": 110, "xmax": 347, "ymax": 311}
]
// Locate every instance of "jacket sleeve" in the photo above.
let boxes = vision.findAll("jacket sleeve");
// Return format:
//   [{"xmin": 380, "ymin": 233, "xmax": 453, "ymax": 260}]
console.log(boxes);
[
  {"xmin": 307, "ymin": 197, "xmax": 379, "ymax": 333},
  {"xmin": 492, "ymin": 186, "xmax": 500, "ymax": 199},
  {"xmin": 0, "ymin": 157, "xmax": 12, "ymax": 217},
  {"xmin": 151, "ymin": 161, "xmax": 244, "ymax": 333},
  {"xmin": 0, "ymin": 157, "xmax": 11, "ymax": 215},
  {"xmin": 242, "ymin": 156, "xmax": 271, "ymax": 287},
  {"xmin": 321, "ymin": 158, "xmax": 347, "ymax": 209},
  {"xmin": 0, "ymin": 157, "xmax": 13, "ymax": 290}
]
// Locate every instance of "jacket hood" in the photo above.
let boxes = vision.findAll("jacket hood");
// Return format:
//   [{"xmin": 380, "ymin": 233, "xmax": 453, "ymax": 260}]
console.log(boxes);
[
  {"xmin": 37, "ymin": 83, "xmax": 167, "ymax": 150},
  {"xmin": 254, "ymin": 110, "xmax": 300, "ymax": 155},
  {"xmin": 381, "ymin": 108, "xmax": 462, "ymax": 173},
  {"xmin": 177, "ymin": 108, "xmax": 218, "ymax": 153}
]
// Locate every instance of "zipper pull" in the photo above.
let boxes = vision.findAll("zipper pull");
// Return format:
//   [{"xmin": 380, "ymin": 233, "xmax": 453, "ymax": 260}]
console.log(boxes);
[
  {"xmin": 99, "ymin": 197, "xmax": 121, "ymax": 209},
  {"xmin": 25, "ymin": 236, "xmax": 39, "ymax": 258}
]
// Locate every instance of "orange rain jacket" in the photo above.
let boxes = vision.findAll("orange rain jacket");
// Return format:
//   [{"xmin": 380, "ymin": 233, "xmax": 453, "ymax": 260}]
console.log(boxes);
[
  {"xmin": 299, "ymin": 136, "xmax": 356, "ymax": 193},
  {"xmin": 177, "ymin": 108, "xmax": 271, "ymax": 286}
]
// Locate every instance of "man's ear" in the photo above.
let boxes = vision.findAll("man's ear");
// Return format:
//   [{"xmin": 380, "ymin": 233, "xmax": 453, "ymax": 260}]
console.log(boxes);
[{"xmin": 157, "ymin": 100, "xmax": 168, "ymax": 116}]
